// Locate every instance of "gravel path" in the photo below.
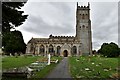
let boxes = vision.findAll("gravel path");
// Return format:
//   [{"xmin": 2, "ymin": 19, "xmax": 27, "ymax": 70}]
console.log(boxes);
[{"xmin": 46, "ymin": 57, "xmax": 72, "ymax": 78}]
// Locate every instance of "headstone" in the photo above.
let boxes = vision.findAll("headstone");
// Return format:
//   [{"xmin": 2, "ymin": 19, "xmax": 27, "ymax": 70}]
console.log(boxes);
[
  {"xmin": 10, "ymin": 53, "xmax": 12, "ymax": 56},
  {"xmin": 85, "ymin": 68, "xmax": 90, "ymax": 71},
  {"xmin": 0, "ymin": 48, "xmax": 2, "ymax": 55},
  {"xmin": 92, "ymin": 62, "xmax": 94, "ymax": 64},
  {"xmin": 88, "ymin": 55, "xmax": 91, "ymax": 62},
  {"xmin": 96, "ymin": 64, "xmax": 99, "ymax": 66},
  {"xmin": 15, "ymin": 53, "xmax": 18, "ymax": 58},
  {"xmin": 47, "ymin": 54, "xmax": 51, "ymax": 65}
]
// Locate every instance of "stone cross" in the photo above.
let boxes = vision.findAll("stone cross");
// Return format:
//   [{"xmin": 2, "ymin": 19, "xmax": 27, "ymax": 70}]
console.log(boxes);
[{"xmin": 48, "ymin": 53, "xmax": 51, "ymax": 65}]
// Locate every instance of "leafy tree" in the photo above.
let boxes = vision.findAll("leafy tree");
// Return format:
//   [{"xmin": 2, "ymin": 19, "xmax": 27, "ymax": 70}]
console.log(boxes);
[
  {"xmin": 2, "ymin": 2, "xmax": 28, "ymax": 32},
  {"xmin": 4, "ymin": 30, "xmax": 26, "ymax": 55},
  {"xmin": 2, "ymin": 2, "xmax": 28, "ymax": 55},
  {"xmin": 92, "ymin": 50, "xmax": 97, "ymax": 54},
  {"xmin": 98, "ymin": 42, "xmax": 120, "ymax": 57}
]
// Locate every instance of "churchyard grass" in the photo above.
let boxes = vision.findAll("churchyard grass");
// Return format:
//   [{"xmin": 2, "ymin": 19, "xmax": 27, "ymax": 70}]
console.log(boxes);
[
  {"xmin": 2, "ymin": 56, "xmax": 41, "ymax": 69},
  {"xmin": 69, "ymin": 55, "xmax": 119, "ymax": 78},
  {"xmin": 2, "ymin": 56, "xmax": 62, "ymax": 79},
  {"xmin": 32, "ymin": 56, "xmax": 63, "ymax": 78}
]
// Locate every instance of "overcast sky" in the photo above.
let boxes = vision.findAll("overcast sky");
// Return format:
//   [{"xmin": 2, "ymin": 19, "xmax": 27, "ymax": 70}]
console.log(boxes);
[{"xmin": 16, "ymin": 1, "xmax": 118, "ymax": 50}]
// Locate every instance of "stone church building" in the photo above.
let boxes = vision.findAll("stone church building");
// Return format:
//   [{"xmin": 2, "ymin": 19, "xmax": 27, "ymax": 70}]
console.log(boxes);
[{"xmin": 26, "ymin": 3, "xmax": 92, "ymax": 57}]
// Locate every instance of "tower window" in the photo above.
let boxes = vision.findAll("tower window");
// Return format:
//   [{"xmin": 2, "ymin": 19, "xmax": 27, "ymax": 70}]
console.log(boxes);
[
  {"xmin": 83, "ymin": 25, "xmax": 85, "ymax": 28},
  {"xmin": 80, "ymin": 14, "xmax": 82, "ymax": 19},
  {"xmin": 82, "ymin": 14, "xmax": 85, "ymax": 19},
  {"xmin": 86, "ymin": 14, "xmax": 88, "ymax": 19}
]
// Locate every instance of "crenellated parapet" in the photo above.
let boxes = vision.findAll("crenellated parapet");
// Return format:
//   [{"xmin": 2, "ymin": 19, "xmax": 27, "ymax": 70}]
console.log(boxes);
[
  {"xmin": 49, "ymin": 34, "xmax": 74, "ymax": 39},
  {"xmin": 77, "ymin": 6, "xmax": 89, "ymax": 10},
  {"xmin": 77, "ymin": 2, "xmax": 90, "ymax": 10}
]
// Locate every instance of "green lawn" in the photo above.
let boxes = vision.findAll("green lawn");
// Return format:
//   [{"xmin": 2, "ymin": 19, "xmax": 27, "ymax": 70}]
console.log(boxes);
[
  {"xmin": 69, "ymin": 55, "xmax": 119, "ymax": 79},
  {"xmin": 2, "ymin": 56, "xmax": 63, "ymax": 80},
  {"xmin": 2, "ymin": 56, "xmax": 63, "ymax": 78},
  {"xmin": 2, "ymin": 56, "xmax": 41, "ymax": 69}
]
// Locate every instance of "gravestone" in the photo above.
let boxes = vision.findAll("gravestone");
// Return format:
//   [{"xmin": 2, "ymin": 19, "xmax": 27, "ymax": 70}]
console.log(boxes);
[{"xmin": 48, "ymin": 54, "xmax": 51, "ymax": 65}]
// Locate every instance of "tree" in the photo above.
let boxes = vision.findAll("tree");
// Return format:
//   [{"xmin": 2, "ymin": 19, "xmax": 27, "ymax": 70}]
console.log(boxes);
[
  {"xmin": 4, "ymin": 30, "xmax": 26, "ymax": 55},
  {"xmin": 2, "ymin": 2, "xmax": 28, "ymax": 55},
  {"xmin": 98, "ymin": 42, "xmax": 120, "ymax": 57},
  {"xmin": 92, "ymin": 50, "xmax": 97, "ymax": 54},
  {"xmin": 2, "ymin": 2, "xmax": 28, "ymax": 32}
]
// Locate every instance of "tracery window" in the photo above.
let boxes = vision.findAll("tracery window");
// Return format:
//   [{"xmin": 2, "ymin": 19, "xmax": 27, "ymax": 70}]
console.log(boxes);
[
  {"xmin": 30, "ymin": 44, "xmax": 34, "ymax": 52},
  {"xmin": 49, "ymin": 44, "xmax": 54, "ymax": 53},
  {"xmin": 72, "ymin": 46, "xmax": 77, "ymax": 55},
  {"xmin": 40, "ymin": 45, "xmax": 45, "ymax": 53},
  {"xmin": 57, "ymin": 46, "xmax": 61, "ymax": 55}
]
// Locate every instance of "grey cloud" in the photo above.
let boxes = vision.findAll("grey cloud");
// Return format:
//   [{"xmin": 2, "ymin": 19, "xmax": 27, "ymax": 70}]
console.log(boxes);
[
  {"xmin": 49, "ymin": 2, "xmax": 72, "ymax": 13},
  {"xmin": 23, "ymin": 13, "xmax": 75, "ymax": 36},
  {"xmin": 91, "ymin": 2, "xmax": 118, "ymax": 49},
  {"xmin": 92, "ymin": 41, "xmax": 101, "ymax": 50}
]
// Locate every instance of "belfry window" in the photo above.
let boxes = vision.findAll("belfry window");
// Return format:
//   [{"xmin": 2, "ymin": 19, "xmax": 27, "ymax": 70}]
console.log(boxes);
[
  {"xmin": 86, "ymin": 14, "xmax": 88, "ymax": 19},
  {"xmin": 80, "ymin": 14, "xmax": 82, "ymax": 19},
  {"xmin": 80, "ymin": 26, "xmax": 81, "ymax": 28},
  {"xmin": 82, "ymin": 14, "xmax": 85, "ymax": 19},
  {"xmin": 83, "ymin": 25, "xmax": 85, "ymax": 28}
]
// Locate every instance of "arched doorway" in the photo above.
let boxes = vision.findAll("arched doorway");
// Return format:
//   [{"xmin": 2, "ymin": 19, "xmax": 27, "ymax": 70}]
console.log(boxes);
[{"xmin": 63, "ymin": 50, "xmax": 68, "ymax": 57}]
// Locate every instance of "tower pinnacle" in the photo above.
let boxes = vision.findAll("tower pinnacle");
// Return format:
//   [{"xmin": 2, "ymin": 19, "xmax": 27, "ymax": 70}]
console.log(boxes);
[
  {"xmin": 77, "ymin": 2, "xmax": 78, "ymax": 7},
  {"xmin": 88, "ymin": 2, "xmax": 90, "ymax": 8}
]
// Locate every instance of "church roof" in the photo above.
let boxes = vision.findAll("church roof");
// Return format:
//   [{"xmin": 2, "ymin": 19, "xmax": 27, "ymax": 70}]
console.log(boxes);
[
  {"xmin": 27, "ymin": 36, "xmax": 80, "ymax": 44},
  {"xmin": 28, "ymin": 38, "xmax": 49, "ymax": 43}
]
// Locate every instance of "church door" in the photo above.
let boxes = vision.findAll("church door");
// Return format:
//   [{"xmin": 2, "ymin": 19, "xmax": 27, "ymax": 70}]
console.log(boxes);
[{"xmin": 63, "ymin": 50, "xmax": 68, "ymax": 57}]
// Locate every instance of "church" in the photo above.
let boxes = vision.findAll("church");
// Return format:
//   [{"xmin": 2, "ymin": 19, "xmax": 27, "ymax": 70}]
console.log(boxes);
[{"xmin": 26, "ymin": 3, "xmax": 92, "ymax": 57}]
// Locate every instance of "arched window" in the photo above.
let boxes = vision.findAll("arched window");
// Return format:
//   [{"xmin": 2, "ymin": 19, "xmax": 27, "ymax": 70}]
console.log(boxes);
[
  {"xmin": 49, "ymin": 44, "xmax": 54, "ymax": 53},
  {"xmin": 83, "ymin": 25, "xmax": 85, "ymax": 28},
  {"xmin": 40, "ymin": 45, "xmax": 45, "ymax": 53},
  {"xmin": 80, "ymin": 14, "xmax": 82, "ymax": 19},
  {"xmin": 57, "ymin": 46, "xmax": 61, "ymax": 55},
  {"xmin": 82, "ymin": 14, "xmax": 85, "ymax": 19},
  {"xmin": 72, "ymin": 46, "xmax": 77, "ymax": 55},
  {"xmin": 30, "ymin": 43, "xmax": 34, "ymax": 52},
  {"xmin": 80, "ymin": 26, "xmax": 81, "ymax": 28},
  {"xmin": 86, "ymin": 14, "xmax": 88, "ymax": 19}
]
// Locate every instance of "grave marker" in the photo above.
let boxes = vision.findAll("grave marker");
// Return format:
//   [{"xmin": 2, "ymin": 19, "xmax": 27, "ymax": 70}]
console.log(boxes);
[{"xmin": 47, "ymin": 54, "xmax": 51, "ymax": 65}]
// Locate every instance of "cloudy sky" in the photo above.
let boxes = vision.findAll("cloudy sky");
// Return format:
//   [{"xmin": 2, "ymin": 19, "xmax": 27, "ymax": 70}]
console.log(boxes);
[{"xmin": 16, "ymin": 1, "xmax": 118, "ymax": 50}]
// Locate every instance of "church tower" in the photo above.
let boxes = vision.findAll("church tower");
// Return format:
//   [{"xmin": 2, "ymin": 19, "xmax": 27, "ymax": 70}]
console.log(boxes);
[{"xmin": 76, "ymin": 2, "xmax": 92, "ymax": 55}]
